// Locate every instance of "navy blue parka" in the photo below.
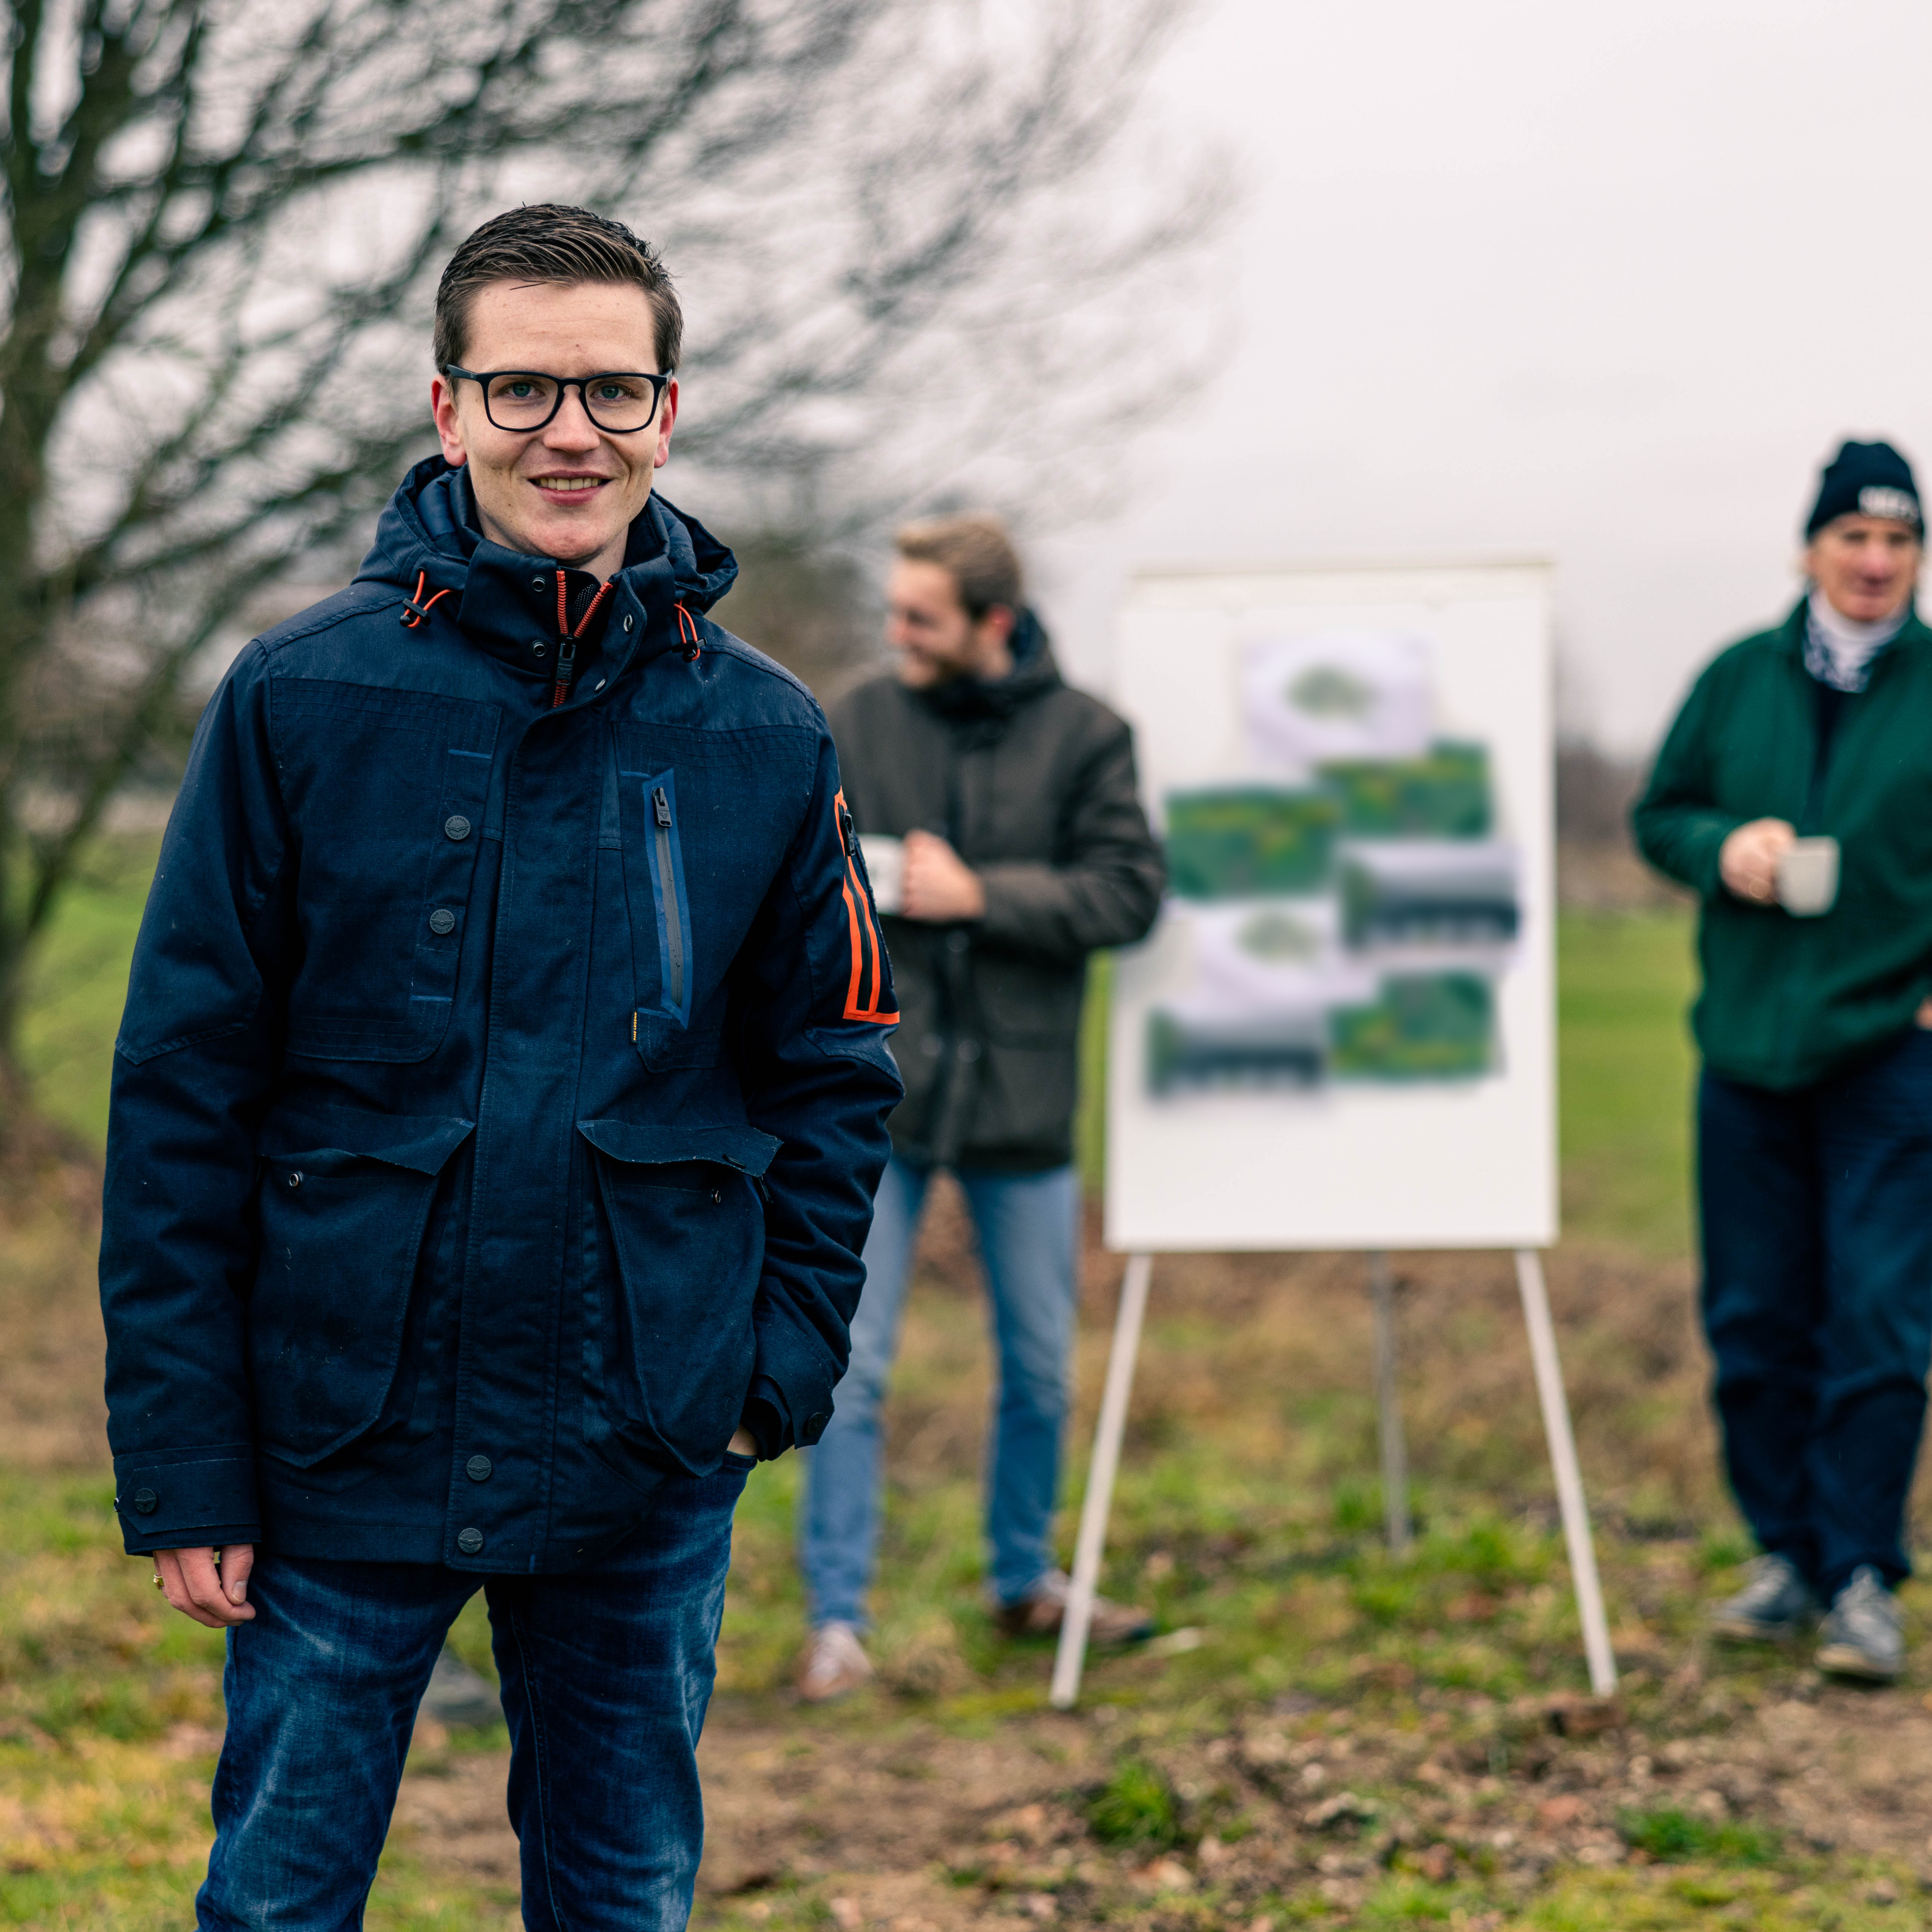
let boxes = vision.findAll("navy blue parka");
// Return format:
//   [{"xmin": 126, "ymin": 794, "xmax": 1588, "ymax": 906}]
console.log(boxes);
[{"xmin": 99, "ymin": 458, "xmax": 901, "ymax": 1570}]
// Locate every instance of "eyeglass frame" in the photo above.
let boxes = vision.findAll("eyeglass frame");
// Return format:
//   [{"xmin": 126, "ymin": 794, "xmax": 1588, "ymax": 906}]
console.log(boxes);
[{"xmin": 440, "ymin": 365, "xmax": 673, "ymax": 435}]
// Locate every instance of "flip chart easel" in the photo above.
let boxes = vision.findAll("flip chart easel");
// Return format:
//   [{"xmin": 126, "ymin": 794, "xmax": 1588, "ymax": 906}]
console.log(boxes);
[
  {"xmin": 1050, "ymin": 559, "xmax": 1615, "ymax": 1708},
  {"xmin": 1048, "ymin": 1247, "xmax": 1616, "ymax": 1705}
]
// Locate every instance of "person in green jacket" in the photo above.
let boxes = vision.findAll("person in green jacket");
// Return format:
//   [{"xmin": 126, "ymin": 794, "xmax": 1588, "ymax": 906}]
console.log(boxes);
[{"xmin": 1634, "ymin": 438, "xmax": 1932, "ymax": 1682}]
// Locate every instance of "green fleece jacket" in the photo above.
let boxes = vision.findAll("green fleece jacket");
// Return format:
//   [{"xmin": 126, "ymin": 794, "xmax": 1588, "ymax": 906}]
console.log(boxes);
[{"xmin": 1633, "ymin": 598, "xmax": 1932, "ymax": 1090}]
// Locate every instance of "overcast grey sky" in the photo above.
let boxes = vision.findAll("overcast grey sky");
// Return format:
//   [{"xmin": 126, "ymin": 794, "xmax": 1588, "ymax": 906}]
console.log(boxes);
[{"xmin": 1036, "ymin": 0, "xmax": 1932, "ymax": 755}]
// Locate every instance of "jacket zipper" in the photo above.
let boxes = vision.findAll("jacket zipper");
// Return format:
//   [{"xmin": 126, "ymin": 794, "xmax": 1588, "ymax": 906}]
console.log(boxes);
[
  {"xmin": 652, "ymin": 783, "xmax": 685, "ymax": 1011},
  {"xmin": 552, "ymin": 573, "xmax": 614, "ymax": 708},
  {"xmin": 552, "ymin": 635, "xmax": 579, "ymax": 708}
]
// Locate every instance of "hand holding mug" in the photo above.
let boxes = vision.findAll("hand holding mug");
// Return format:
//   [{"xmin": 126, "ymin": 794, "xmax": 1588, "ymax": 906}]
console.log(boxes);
[
  {"xmin": 1719, "ymin": 818, "xmax": 1796, "ymax": 906},
  {"xmin": 899, "ymin": 830, "xmax": 986, "ymax": 923}
]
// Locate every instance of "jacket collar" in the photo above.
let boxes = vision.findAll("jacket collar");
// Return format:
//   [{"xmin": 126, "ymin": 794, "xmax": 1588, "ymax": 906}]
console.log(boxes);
[
  {"xmin": 352, "ymin": 456, "xmax": 738, "ymax": 693},
  {"xmin": 1776, "ymin": 592, "xmax": 1932, "ymax": 668},
  {"xmin": 913, "ymin": 607, "xmax": 1061, "ymax": 723}
]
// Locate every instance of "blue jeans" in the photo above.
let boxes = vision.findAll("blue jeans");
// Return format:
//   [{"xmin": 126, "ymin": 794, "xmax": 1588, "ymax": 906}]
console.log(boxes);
[
  {"xmin": 1700, "ymin": 1029, "xmax": 1932, "ymax": 1600},
  {"xmin": 197, "ymin": 1454, "xmax": 751, "ymax": 1931},
  {"xmin": 798, "ymin": 1156, "xmax": 1080, "ymax": 1624}
]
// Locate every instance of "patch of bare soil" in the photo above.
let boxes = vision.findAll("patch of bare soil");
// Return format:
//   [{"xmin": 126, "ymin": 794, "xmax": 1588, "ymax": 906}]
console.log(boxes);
[
  {"xmin": 391, "ymin": 1746, "xmax": 523, "ymax": 1887},
  {"xmin": 692, "ymin": 1683, "xmax": 1932, "ymax": 1914},
  {"xmin": 386, "ymin": 1682, "xmax": 1932, "ymax": 1924}
]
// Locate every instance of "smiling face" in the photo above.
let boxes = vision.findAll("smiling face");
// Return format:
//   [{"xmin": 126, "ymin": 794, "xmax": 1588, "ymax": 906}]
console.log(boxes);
[
  {"xmin": 1806, "ymin": 512, "xmax": 1922, "ymax": 623},
  {"xmin": 430, "ymin": 278, "xmax": 677, "ymax": 580},
  {"xmin": 885, "ymin": 560, "xmax": 1015, "ymax": 687}
]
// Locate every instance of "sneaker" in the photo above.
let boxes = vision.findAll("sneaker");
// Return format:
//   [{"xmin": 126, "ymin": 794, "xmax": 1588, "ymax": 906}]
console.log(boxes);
[
  {"xmin": 420, "ymin": 1645, "xmax": 501, "ymax": 1728},
  {"xmin": 994, "ymin": 1568, "xmax": 1155, "ymax": 1645},
  {"xmin": 1815, "ymin": 1566, "xmax": 1905, "ymax": 1682},
  {"xmin": 796, "ymin": 1621, "xmax": 873, "ymax": 1703},
  {"xmin": 1709, "ymin": 1553, "xmax": 1818, "ymax": 1643}
]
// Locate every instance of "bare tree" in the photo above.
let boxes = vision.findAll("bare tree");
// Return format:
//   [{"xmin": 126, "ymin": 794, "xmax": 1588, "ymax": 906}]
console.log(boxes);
[{"xmin": 0, "ymin": 0, "xmax": 1229, "ymax": 1111}]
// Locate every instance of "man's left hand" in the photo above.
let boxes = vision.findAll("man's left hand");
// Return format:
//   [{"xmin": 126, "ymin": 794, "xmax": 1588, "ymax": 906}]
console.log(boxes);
[
  {"xmin": 154, "ymin": 1543, "xmax": 255, "ymax": 1627},
  {"xmin": 900, "ymin": 830, "xmax": 985, "ymax": 922}
]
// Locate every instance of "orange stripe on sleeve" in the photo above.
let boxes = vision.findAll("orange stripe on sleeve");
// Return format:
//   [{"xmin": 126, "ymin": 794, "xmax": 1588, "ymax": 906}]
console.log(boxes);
[
  {"xmin": 834, "ymin": 789, "xmax": 898, "ymax": 1024},
  {"xmin": 842, "ymin": 874, "xmax": 868, "ymax": 1019},
  {"xmin": 847, "ymin": 857, "xmax": 899, "ymax": 1022}
]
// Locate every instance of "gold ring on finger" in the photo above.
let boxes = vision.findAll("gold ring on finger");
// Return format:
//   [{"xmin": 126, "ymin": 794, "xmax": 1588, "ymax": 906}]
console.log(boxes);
[{"xmin": 152, "ymin": 1573, "xmax": 166, "ymax": 1590}]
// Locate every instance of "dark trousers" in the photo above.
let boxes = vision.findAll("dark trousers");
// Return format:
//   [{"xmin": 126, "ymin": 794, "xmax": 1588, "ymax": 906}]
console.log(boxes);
[
  {"xmin": 196, "ymin": 1454, "xmax": 751, "ymax": 1931},
  {"xmin": 1699, "ymin": 1029, "xmax": 1932, "ymax": 1599}
]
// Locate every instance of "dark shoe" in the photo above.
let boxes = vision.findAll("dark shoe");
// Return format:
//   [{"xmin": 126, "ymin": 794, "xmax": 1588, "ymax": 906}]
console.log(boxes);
[
  {"xmin": 1816, "ymin": 1566, "xmax": 1904, "ymax": 1682},
  {"xmin": 995, "ymin": 1569, "xmax": 1155, "ymax": 1645},
  {"xmin": 420, "ymin": 1645, "xmax": 501, "ymax": 1728},
  {"xmin": 1709, "ymin": 1554, "xmax": 1817, "ymax": 1643}
]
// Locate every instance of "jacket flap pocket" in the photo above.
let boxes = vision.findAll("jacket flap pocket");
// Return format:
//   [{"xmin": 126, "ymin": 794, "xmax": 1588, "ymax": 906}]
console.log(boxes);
[
  {"xmin": 257, "ymin": 1105, "xmax": 475, "ymax": 1175},
  {"xmin": 576, "ymin": 1118, "xmax": 781, "ymax": 1177}
]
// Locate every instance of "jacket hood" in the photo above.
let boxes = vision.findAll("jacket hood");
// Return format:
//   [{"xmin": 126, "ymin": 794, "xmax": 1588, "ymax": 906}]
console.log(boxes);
[
  {"xmin": 353, "ymin": 455, "xmax": 739, "ymax": 615},
  {"xmin": 913, "ymin": 607, "xmax": 1061, "ymax": 724}
]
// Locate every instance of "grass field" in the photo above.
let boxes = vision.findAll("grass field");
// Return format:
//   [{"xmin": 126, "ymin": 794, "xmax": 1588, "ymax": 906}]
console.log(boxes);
[
  {"xmin": 17, "ymin": 843, "xmax": 1932, "ymax": 1931},
  {"xmin": 1554, "ymin": 912, "xmax": 1697, "ymax": 1256}
]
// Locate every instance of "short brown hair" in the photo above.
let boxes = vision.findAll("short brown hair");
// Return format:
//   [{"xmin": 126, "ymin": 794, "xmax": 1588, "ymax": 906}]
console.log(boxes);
[
  {"xmin": 893, "ymin": 513, "xmax": 1024, "ymax": 622},
  {"xmin": 434, "ymin": 204, "xmax": 682, "ymax": 374}
]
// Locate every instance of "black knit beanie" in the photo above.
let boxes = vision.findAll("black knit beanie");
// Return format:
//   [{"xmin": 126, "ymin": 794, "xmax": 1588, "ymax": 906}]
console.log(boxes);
[{"xmin": 1805, "ymin": 439, "xmax": 1923, "ymax": 539}]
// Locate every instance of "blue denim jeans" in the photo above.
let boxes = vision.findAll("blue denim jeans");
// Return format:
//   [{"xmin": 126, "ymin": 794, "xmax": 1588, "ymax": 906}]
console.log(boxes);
[
  {"xmin": 1700, "ymin": 1027, "xmax": 1932, "ymax": 1600},
  {"xmin": 196, "ymin": 1454, "xmax": 752, "ymax": 1931},
  {"xmin": 798, "ymin": 1155, "xmax": 1080, "ymax": 1624}
]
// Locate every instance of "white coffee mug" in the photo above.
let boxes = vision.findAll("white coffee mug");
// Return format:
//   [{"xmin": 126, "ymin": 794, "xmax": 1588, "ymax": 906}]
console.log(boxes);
[
  {"xmin": 1777, "ymin": 835, "xmax": 1840, "ymax": 917},
  {"xmin": 859, "ymin": 833, "xmax": 905, "ymax": 915}
]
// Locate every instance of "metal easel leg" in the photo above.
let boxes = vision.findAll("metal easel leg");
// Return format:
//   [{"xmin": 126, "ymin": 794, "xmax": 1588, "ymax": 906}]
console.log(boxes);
[
  {"xmin": 1513, "ymin": 1248, "xmax": 1618, "ymax": 1696},
  {"xmin": 1370, "ymin": 1251, "xmax": 1412, "ymax": 1558},
  {"xmin": 1050, "ymin": 1252, "xmax": 1153, "ymax": 1710}
]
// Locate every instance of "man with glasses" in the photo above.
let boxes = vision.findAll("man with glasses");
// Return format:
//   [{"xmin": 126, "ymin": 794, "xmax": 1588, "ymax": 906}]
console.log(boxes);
[{"xmin": 99, "ymin": 204, "xmax": 901, "ymax": 1928}]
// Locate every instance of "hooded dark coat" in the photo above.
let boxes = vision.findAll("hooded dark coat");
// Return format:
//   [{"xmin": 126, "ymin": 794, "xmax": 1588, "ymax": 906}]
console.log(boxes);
[
  {"xmin": 828, "ymin": 614, "xmax": 1163, "ymax": 1170},
  {"xmin": 99, "ymin": 458, "xmax": 901, "ymax": 1570}
]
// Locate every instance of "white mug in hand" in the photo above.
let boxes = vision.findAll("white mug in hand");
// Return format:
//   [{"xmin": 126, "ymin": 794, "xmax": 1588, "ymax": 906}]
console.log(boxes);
[
  {"xmin": 859, "ymin": 834, "xmax": 904, "ymax": 915},
  {"xmin": 1776, "ymin": 836, "xmax": 1839, "ymax": 917}
]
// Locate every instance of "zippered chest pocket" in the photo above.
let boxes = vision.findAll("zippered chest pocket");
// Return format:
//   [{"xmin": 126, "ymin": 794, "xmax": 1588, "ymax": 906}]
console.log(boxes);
[
  {"xmin": 619, "ymin": 762, "xmax": 700, "ymax": 1040},
  {"xmin": 608, "ymin": 721, "xmax": 819, "ymax": 1071},
  {"xmin": 644, "ymin": 771, "xmax": 692, "ymax": 1022}
]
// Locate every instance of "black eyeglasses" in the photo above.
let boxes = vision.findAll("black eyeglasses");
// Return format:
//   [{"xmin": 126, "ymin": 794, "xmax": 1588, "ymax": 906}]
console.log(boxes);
[{"xmin": 441, "ymin": 367, "xmax": 671, "ymax": 434}]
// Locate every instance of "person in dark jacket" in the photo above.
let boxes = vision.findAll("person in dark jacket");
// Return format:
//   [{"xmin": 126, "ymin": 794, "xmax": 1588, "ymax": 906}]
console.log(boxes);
[
  {"xmin": 98, "ymin": 205, "xmax": 900, "ymax": 1927},
  {"xmin": 1634, "ymin": 437, "xmax": 1932, "ymax": 1685},
  {"xmin": 793, "ymin": 514, "xmax": 1164, "ymax": 1701}
]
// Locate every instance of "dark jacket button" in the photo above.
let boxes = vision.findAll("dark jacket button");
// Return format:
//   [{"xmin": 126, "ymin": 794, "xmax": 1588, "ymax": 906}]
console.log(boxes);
[
  {"xmin": 805, "ymin": 1412, "xmax": 830, "ymax": 1435},
  {"xmin": 465, "ymin": 1455, "xmax": 492, "ymax": 1482},
  {"xmin": 287, "ymin": 1171, "xmax": 303, "ymax": 1188},
  {"xmin": 444, "ymin": 815, "xmax": 472, "ymax": 842},
  {"xmin": 132, "ymin": 1487, "xmax": 157, "ymax": 1515},
  {"xmin": 531, "ymin": 640, "xmax": 549, "ymax": 658},
  {"xmin": 428, "ymin": 909, "xmax": 457, "ymax": 935},
  {"xmin": 946, "ymin": 930, "xmax": 971, "ymax": 954},
  {"xmin": 958, "ymin": 1039, "xmax": 982, "ymax": 1062},
  {"xmin": 456, "ymin": 1527, "xmax": 484, "ymax": 1554}
]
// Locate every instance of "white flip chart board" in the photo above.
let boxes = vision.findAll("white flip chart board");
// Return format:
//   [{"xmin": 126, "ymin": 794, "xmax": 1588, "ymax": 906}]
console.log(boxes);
[{"xmin": 1104, "ymin": 559, "xmax": 1557, "ymax": 1253}]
